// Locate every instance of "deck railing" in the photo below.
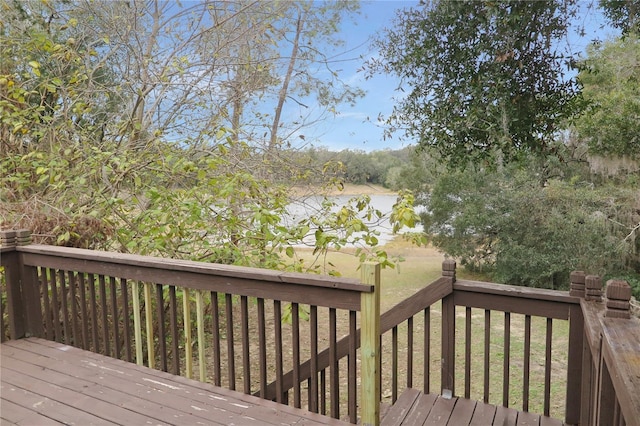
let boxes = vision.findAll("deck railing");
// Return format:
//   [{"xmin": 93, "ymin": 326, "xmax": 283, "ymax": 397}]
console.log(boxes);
[{"xmin": 1, "ymin": 229, "xmax": 639, "ymax": 425}]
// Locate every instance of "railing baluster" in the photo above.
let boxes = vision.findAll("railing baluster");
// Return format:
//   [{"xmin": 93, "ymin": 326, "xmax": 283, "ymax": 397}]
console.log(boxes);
[
  {"xmin": 132, "ymin": 281, "xmax": 143, "ymax": 365},
  {"xmin": 120, "ymin": 278, "xmax": 132, "ymax": 363},
  {"xmin": 211, "ymin": 291, "xmax": 221, "ymax": 386},
  {"xmin": 67, "ymin": 271, "xmax": 79, "ymax": 348},
  {"xmin": 392, "ymin": 325, "xmax": 398, "ymax": 403},
  {"xmin": 144, "ymin": 282, "xmax": 154, "ymax": 368},
  {"xmin": 424, "ymin": 306, "xmax": 430, "ymax": 394},
  {"xmin": 58, "ymin": 270, "xmax": 70, "ymax": 343},
  {"xmin": 503, "ymin": 311, "xmax": 511, "ymax": 407},
  {"xmin": 183, "ymin": 287, "xmax": 192, "ymax": 378},
  {"xmin": 156, "ymin": 283, "xmax": 167, "ymax": 372},
  {"xmin": 88, "ymin": 273, "xmax": 99, "ymax": 353},
  {"xmin": 241, "ymin": 295, "xmax": 250, "ymax": 393},
  {"xmin": 523, "ymin": 314, "xmax": 531, "ymax": 412},
  {"xmin": 257, "ymin": 297, "xmax": 267, "ymax": 398},
  {"xmin": 109, "ymin": 277, "xmax": 120, "ymax": 359},
  {"xmin": 292, "ymin": 302, "xmax": 301, "ymax": 408},
  {"xmin": 49, "ymin": 268, "xmax": 62, "ymax": 342},
  {"xmin": 329, "ymin": 307, "xmax": 338, "ymax": 419},
  {"xmin": 407, "ymin": 315, "xmax": 414, "ymax": 390},
  {"xmin": 99, "ymin": 275, "xmax": 109, "ymax": 356},
  {"xmin": 320, "ymin": 368, "xmax": 326, "ymax": 415},
  {"xmin": 274, "ymin": 300, "xmax": 284, "ymax": 403},
  {"xmin": 168, "ymin": 285, "xmax": 179, "ymax": 374},
  {"xmin": 196, "ymin": 290, "xmax": 206, "ymax": 382},
  {"xmin": 484, "ymin": 309, "xmax": 491, "ymax": 404},
  {"xmin": 225, "ymin": 293, "xmax": 235, "ymax": 390},
  {"xmin": 78, "ymin": 272, "xmax": 89, "ymax": 350},
  {"xmin": 544, "ymin": 317, "xmax": 553, "ymax": 416},
  {"xmin": 465, "ymin": 306, "xmax": 472, "ymax": 399},
  {"xmin": 348, "ymin": 310, "xmax": 357, "ymax": 424},
  {"xmin": 309, "ymin": 304, "xmax": 318, "ymax": 413},
  {"xmin": 40, "ymin": 267, "xmax": 53, "ymax": 341}
]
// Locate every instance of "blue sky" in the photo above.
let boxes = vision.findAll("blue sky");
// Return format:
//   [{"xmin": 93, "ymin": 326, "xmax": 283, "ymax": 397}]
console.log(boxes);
[
  {"xmin": 313, "ymin": 0, "xmax": 613, "ymax": 153},
  {"xmin": 311, "ymin": 1, "xmax": 418, "ymax": 152}
]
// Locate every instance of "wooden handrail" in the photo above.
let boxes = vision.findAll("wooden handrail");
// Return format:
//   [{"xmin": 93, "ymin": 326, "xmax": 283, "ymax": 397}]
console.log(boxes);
[{"xmin": 16, "ymin": 244, "xmax": 370, "ymax": 310}]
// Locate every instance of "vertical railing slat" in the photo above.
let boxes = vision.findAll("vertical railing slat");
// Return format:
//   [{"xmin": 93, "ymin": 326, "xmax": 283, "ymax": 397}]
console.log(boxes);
[
  {"xmin": 274, "ymin": 300, "xmax": 284, "ymax": 403},
  {"xmin": 348, "ymin": 310, "xmax": 357, "ymax": 424},
  {"xmin": 523, "ymin": 314, "xmax": 531, "ymax": 412},
  {"xmin": 58, "ymin": 270, "xmax": 70, "ymax": 343},
  {"xmin": 109, "ymin": 276, "xmax": 120, "ymax": 359},
  {"xmin": 329, "ymin": 307, "xmax": 339, "ymax": 419},
  {"xmin": 67, "ymin": 271, "xmax": 79, "ymax": 346},
  {"xmin": 424, "ymin": 306, "xmax": 431, "ymax": 394},
  {"xmin": 225, "ymin": 293, "xmax": 235, "ymax": 390},
  {"xmin": 292, "ymin": 303, "xmax": 301, "ymax": 408},
  {"xmin": 392, "ymin": 325, "xmax": 398, "ymax": 403},
  {"xmin": 484, "ymin": 309, "xmax": 491, "ymax": 404},
  {"xmin": 211, "ymin": 291, "xmax": 221, "ymax": 386},
  {"xmin": 257, "ymin": 297, "xmax": 267, "ymax": 398},
  {"xmin": 88, "ymin": 273, "xmax": 99, "ymax": 353},
  {"xmin": 196, "ymin": 290, "xmax": 206, "ymax": 382},
  {"xmin": 503, "ymin": 311, "xmax": 511, "ymax": 407},
  {"xmin": 120, "ymin": 278, "xmax": 132, "ymax": 363},
  {"xmin": 309, "ymin": 305, "xmax": 319, "ymax": 413},
  {"xmin": 183, "ymin": 287, "xmax": 192, "ymax": 378},
  {"xmin": 407, "ymin": 315, "xmax": 414, "ymax": 390},
  {"xmin": 465, "ymin": 307, "xmax": 472, "ymax": 399},
  {"xmin": 241, "ymin": 295, "xmax": 250, "ymax": 393},
  {"xmin": 99, "ymin": 275, "xmax": 110, "ymax": 356},
  {"xmin": 132, "ymin": 281, "xmax": 143, "ymax": 365},
  {"xmin": 41, "ymin": 268, "xmax": 53, "ymax": 341},
  {"xmin": 544, "ymin": 318, "xmax": 553, "ymax": 416},
  {"xmin": 78, "ymin": 272, "xmax": 89, "ymax": 350},
  {"xmin": 168, "ymin": 285, "xmax": 179, "ymax": 375},
  {"xmin": 156, "ymin": 284, "xmax": 167, "ymax": 372},
  {"xmin": 144, "ymin": 282, "xmax": 154, "ymax": 368},
  {"xmin": 49, "ymin": 268, "xmax": 62, "ymax": 342}
]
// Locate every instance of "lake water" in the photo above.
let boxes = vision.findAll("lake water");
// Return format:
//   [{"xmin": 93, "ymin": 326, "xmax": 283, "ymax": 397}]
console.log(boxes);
[{"xmin": 284, "ymin": 194, "xmax": 424, "ymax": 247}]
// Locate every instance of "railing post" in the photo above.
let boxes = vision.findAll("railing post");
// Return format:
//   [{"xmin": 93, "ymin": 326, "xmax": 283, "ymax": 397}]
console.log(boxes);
[
  {"xmin": 566, "ymin": 271, "xmax": 585, "ymax": 425},
  {"xmin": 360, "ymin": 262, "xmax": 381, "ymax": 426},
  {"xmin": 1, "ymin": 229, "xmax": 41, "ymax": 339},
  {"xmin": 1, "ymin": 230, "xmax": 26, "ymax": 340},
  {"xmin": 441, "ymin": 259, "xmax": 456, "ymax": 397}
]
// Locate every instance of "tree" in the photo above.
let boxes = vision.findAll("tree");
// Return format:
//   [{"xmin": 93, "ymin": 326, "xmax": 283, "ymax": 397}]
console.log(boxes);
[
  {"xmin": 1, "ymin": 0, "xmax": 422, "ymax": 273},
  {"xmin": 422, "ymin": 165, "xmax": 637, "ymax": 289},
  {"xmin": 600, "ymin": 0, "xmax": 640, "ymax": 34},
  {"xmin": 573, "ymin": 35, "xmax": 640, "ymax": 159},
  {"xmin": 369, "ymin": 0, "xmax": 584, "ymax": 170}
]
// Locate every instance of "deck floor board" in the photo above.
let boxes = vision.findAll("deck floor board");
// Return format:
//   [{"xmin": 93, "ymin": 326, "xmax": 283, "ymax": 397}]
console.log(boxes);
[
  {"xmin": 382, "ymin": 388, "xmax": 565, "ymax": 426},
  {"xmin": 1, "ymin": 338, "xmax": 347, "ymax": 426}
]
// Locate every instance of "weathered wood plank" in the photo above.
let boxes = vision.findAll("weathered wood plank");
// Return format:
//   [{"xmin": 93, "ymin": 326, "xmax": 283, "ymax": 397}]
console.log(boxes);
[
  {"xmin": 447, "ymin": 396, "xmax": 476, "ymax": 425},
  {"xmin": 401, "ymin": 392, "xmax": 438, "ymax": 426},
  {"xmin": 422, "ymin": 395, "xmax": 455, "ymax": 425},
  {"xmin": 493, "ymin": 405, "xmax": 519, "ymax": 426},
  {"xmin": 1, "ymin": 338, "xmax": 348, "ymax": 426},
  {"xmin": 469, "ymin": 401, "xmax": 497, "ymax": 425},
  {"xmin": 600, "ymin": 316, "xmax": 640, "ymax": 426},
  {"xmin": 380, "ymin": 388, "xmax": 421, "ymax": 425}
]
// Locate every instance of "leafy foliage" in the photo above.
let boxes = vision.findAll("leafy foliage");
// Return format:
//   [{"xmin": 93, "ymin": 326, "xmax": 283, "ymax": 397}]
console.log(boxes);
[
  {"xmin": 422, "ymin": 165, "xmax": 638, "ymax": 289},
  {"xmin": 369, "ymin": 0, "xmax": 584, "ymax": 168},
  {"xmin": 574, "ymin": 35, "xmax": 640, "ymax": 158}
]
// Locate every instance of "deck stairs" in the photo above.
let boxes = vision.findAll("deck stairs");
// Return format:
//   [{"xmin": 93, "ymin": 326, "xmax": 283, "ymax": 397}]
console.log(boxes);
[{"xmin": 381, "ymin": 388, "xmax": 564, "ymax": 426}]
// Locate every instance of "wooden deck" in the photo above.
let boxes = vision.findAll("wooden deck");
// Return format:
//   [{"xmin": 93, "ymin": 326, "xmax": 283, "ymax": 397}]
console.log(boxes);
[
  {"xmin": 381, "ymin": 388, "xmax": 564, "ymax": 426},
  {"xmin": 0, "ymin": 338, "xmax": 348, "ymax": 425}
]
